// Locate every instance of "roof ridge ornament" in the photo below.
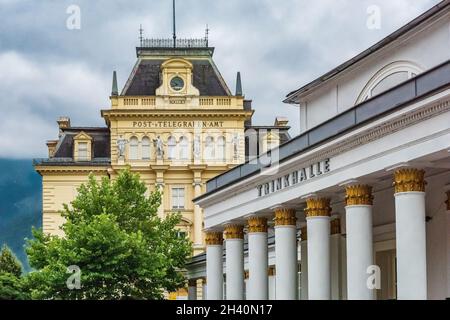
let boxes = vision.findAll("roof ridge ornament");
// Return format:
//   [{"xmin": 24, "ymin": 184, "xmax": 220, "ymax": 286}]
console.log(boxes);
[
  {"xmin": 205, "ymin": 24, "xmax": 210, "ymax": 47},
  {"xmin": 236, "ymin": 72, "xmax": 243, "ymax": 96},
  {"xmin": 139, "ymin": 24, "xmax": 144, "ymax": 47},
  {"xmin": 172, "ymin": 0, "xmax": 176, "ymax": 47}
]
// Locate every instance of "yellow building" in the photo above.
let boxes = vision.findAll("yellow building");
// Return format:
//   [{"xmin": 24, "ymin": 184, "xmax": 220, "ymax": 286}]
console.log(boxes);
[{"xmin": 34, "ymin": 38, "xmax": 290, "ymax": 259}]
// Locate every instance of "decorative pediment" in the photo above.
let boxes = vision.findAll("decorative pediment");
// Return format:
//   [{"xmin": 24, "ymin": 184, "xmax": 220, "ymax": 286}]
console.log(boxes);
[
  {"xmin": 74, "ymin": 131, "xmax": 93, "ymax": 141},
  {"xmin": 161, "ymin": 58, "xmax": 193, "ymax": 69},
  {"xmin": 156, "ymin": 58, "xmax": 200, "ymax": 97}
]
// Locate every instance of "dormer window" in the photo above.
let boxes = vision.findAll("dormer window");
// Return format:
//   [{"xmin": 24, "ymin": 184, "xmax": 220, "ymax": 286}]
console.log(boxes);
[{"xmin": 73, "ymin": 131, "xmax": 93, "ymax": 162}]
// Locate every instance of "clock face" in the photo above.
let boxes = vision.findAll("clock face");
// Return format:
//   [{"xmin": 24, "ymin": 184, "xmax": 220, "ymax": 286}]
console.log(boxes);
[{"xmin": 170, "ymin": 76, "xmax": 185, "ymax": 91}]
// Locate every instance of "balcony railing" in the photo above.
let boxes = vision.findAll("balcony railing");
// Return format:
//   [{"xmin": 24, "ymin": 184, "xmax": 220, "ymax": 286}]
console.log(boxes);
[
  {"xmin": 113, "ymin": 97, "xmax": 239, "ymax": 108},
  {"xmin": 140, "ymin": 38, "xmax": 208, "ymax": 48}
]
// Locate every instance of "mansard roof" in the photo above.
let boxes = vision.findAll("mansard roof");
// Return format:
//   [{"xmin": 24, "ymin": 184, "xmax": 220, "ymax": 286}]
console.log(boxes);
[
  {"xmin": 121, "ymin": 44, "xmax": 231, "ymax": 96},
  {"xmin": 53, "ymin": 127, "xmax": 110, "ymax": 159}
]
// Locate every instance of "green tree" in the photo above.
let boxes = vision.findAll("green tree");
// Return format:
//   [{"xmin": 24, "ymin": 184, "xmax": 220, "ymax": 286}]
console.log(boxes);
[
  {"xmin": 25, "ymin": 168, "xmax": 192, "ymax": 300},
  {"xmin": 0, "ymin": 273, "xmax": 29, "ymax": 300},
  {"xmin": 0, "ymin": 245, "xmax": 22, "ymax": 277},
  {"xmin": 0, "ymin": 245, "xmax": 29, "ymax": 300}
]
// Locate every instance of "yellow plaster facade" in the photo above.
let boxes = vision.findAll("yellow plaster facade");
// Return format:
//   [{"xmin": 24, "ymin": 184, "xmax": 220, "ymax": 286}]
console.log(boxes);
[{"xmin": 35, "ymin": 51, "xmax": 253, "ymax": 255}]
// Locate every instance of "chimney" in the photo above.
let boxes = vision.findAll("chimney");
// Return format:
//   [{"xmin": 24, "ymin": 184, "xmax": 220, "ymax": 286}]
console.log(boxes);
[
  {"xmin": 274, "ymin": 117, "xmax": 289, "ymax": 127},
  {"xmin": 46, "ymin": 140, "xmax": 58, "ymax": 158},
  {"xmin": 57, "ymin": 116, "xmax": 71, "ymax": 129},
  {"xmin": 57, "ymin": 116, "xmax": 71, "ymax": 137}
]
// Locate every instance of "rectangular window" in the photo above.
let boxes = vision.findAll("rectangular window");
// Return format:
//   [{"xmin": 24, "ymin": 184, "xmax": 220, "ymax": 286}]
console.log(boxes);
[
  {"xmin": 172, "ymin": 187, "xmax": 185, "ymax": 209},
  {"xmin": 78, "ymin": 142, "xmax": 88, "ymax": 160},
  {"xmin": 176, "ymin": 231, "xmax": 187, "ymax": 239}
]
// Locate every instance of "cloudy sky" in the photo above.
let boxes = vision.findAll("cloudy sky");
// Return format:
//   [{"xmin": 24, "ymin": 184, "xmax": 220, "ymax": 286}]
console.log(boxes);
[{"xmin": 0, "ymin": 0, "xmax": 441, "ymax": 158}]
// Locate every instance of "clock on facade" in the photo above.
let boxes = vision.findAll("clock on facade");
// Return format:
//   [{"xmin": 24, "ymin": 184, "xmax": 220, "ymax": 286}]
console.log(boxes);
[{"xmin": 170, "ymin": 76, "xmax": 185, "ymax": 91}]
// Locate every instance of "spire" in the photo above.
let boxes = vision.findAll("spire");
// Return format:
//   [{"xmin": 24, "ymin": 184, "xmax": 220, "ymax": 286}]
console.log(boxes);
[
  {"xmin": 172, "ymin": 0, "xmax": 177, "ymax": 47},
  {"xmin": 111, "ymin": 71, "xmax": 118, "ymax": 96},
  {"xmin": 235, "ymin": 72, "xmax": 243, "ymax": 96}
]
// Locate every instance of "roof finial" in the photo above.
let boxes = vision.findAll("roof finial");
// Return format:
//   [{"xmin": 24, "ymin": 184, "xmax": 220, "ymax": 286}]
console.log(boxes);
[
  {"xmin": 172, "ymin": 0, "xmax": 177, "ymax": 47},
  {"xmin": 236, "ymin": 71, "xmax": 243, "ymax": 96},
  {"xmin": 205, "ymin": 24, "xmax": 210, "ymax": 47},
  {"xmin": 139, "ymin": 24, "xmax": 144, "ymax": 47},
  {"xmin": 112, "ymin": 71, "xmax": 118, "ymax": 96}
]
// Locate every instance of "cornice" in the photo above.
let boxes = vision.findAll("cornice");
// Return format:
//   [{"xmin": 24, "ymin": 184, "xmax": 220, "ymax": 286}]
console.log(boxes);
[{"xmin": 35, "ymin": 166, "xmax": 110, "ymax": 174}]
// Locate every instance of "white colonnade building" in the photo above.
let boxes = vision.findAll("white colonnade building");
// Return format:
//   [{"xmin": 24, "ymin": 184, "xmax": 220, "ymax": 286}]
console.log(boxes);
[{"xmin": 186, "ymin": 2, "xmax": 450, "ymax": 300}]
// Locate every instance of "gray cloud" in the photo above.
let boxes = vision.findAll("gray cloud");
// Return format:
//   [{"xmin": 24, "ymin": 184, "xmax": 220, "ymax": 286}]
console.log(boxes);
[{"xmin": 0, "ymin": 0, "xmax": 440, "ymax": 158}]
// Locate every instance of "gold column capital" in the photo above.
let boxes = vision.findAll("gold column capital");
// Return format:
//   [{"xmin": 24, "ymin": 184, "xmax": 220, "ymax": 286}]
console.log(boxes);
[
  {"xmin": 330, "ymin": 218, "xmax": 341, "ymax": 235},
  {"xmin": 345, "ymin": 185, "xmax": 373, "ymax": 206},
  {"xmin": 446, "ymin": 191, "xmax": 450, "ymax": 211},
  {"xmin": 300, "ymin": 226, "xmax": 307, "ymax": 241},
  {"xmin": 393, "ymin": 168, "xmax": 426, "ymax": 193},
  {"xmin": 205, "ymin": 231, "xmax": 223, "ymax": 245},
  {"xmin": 304, "ymin": 198, "xmax": 331, "ymax": 218},
  {"xmin": 274, "ymin": 208, "xmax": 297, "ymax": 226},
  {"xmin": 224, "ymin": 224, "xmax": 244, "ymax": 240},
  {"xmin": 247, "ymin": 216, "xmax": 268, "ymax": 233}
]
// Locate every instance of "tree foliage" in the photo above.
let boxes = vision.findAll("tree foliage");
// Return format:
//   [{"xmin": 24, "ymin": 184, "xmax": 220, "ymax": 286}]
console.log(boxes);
[
  {"xmin": 0, "ymin": 245, "xmax": 23, "ymax": 277},
  {"xmin": 26, "ymin": 168, "xmax": 192, "ymax": 300},
  {"xmin": 0, "ymin": 245, "xmax": 29, "ymax": 300}
]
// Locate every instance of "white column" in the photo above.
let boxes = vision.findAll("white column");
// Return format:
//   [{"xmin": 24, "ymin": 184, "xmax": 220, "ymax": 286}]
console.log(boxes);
[
  {"xmin": 224, "ymin": 225, "xmax": 244, "ymax": 300},
  {"xmin": 305, "ymin": 198, "xmax": 331, "ymax": 300},
  {"xmin": 268, "ymin": 267, "xmax": 276, "ymax": 300},
  {"xmin": 274, "ymin": 208, "xmax": 298, "ymax": 300},
  {"xmin": 345, "ymin": 185, "xmax": 374, "ymax": 300},
  {"xmin": 330, "ymin": 217, "xmax": 342, "ymax": 300},
  {"xmin": 394, "ymin": 169, "xmax": 427, "ymax": 300},
  {"xmin": 188, "ymin": 279, "xmax": 197, "ymax": 300},
  {"xmin": 247, "ymin": 217, "xmax": 268, "ymax": 300},
  {"xmin": 300, "ymin": 226, "xmax": 308, "ymax": 300},
  {"xmin": 244, "ymin": 271, "xmax": 249, "ymax": 300},
  {"xmin": 206, "ymin": 232, "xmax": 224, "ymax": 300}
]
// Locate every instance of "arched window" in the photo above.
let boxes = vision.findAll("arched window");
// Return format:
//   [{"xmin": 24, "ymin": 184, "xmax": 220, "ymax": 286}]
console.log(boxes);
[
  {"xmin": 356, "ymin": 61, "xmax": 423, "ymax": 104},
  {"xmin": 204, "ymin": 136, "xmax": 215, "ymax": 160},
  {"xmin": 129, "ymin": 136, "xmax": 139, "ymax": 160},
  {"xmin": 179, "ymin": 136, "xmax": 189, "ymax": 160},
  {"xmin": 167, "ymin": 136, "xmax": 177, "ymax": 160},
  {"xmin": 142, "ymin": 136, "xmax": 151, "ymax": 160},
  {"xmin": 216, "ymin": 136, "xmax": 226, "ymax": 161}
]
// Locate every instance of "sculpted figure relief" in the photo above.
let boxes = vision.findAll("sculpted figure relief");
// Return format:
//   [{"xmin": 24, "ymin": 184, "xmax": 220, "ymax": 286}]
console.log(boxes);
[{"xmin": 117, "ymin": 136, "xmax": 128, "ymax": 158}]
